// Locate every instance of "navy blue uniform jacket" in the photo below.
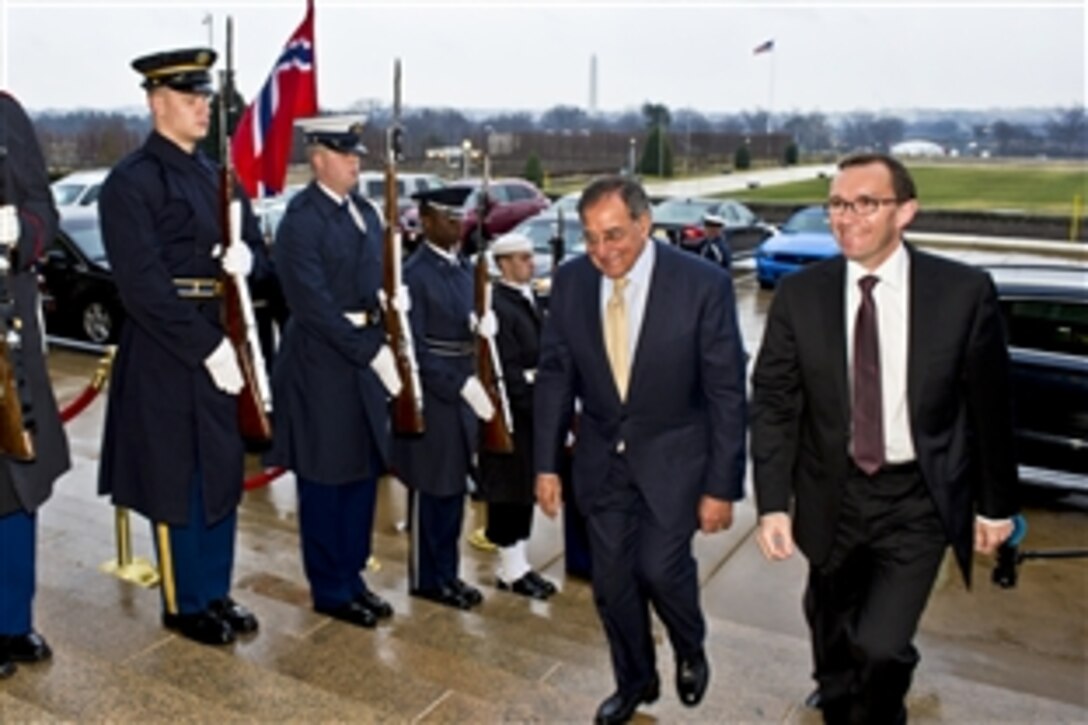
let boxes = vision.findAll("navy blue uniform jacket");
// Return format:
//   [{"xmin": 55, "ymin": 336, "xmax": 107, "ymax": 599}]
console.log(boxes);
[
  {"xmin": 534, "ymin": 241, "xmax": 748, "ymax": 530},
  {"xmin": 98, "ymin": 131, "xmax": 266, "ymax": 525},
  {"xmin": 392, "ymin": 244, "xmax": 478, "ymax": 497},
  {"xmin": 0, "ymin": 92, "xmax": 71, "ymax": 515},
  {"xmin": 266, "ymin": 183, "xmax": 390, "ymax": 482}
]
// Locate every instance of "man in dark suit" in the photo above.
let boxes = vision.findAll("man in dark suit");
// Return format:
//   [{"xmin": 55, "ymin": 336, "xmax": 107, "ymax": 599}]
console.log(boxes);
[
  {"xmin": 98, "ymin": 47, "xmax": 266, "ymax": 646},
  {"xmin": 535, "ymin": 176, "xmax": 748, "ymax": 724},
  {"xmin": 266, "ymin": 117, "xmax": 399, "ymax": 628},
  {"xmin": 0, "ymin": 91, "xmax": 72, "ymax": 679},
  {"xmin": 751, "ymin": 152, "xmax": 1018, "ymax": 724}
]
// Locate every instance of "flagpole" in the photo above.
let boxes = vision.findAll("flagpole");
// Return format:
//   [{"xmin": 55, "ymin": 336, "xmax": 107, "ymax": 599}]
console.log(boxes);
[{"xmin": 767, "ymin": 48, "xmax": 775, "ymax": 159}]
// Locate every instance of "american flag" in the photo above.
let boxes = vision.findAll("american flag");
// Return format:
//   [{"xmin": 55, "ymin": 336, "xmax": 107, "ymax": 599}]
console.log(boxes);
[
  {"xmin": 753, "ymin": 39, "xmax": 775, "ymax": 55},
  {"xmin": 231, "ymin": 0, "xmax": 318, "ymax": 198}
]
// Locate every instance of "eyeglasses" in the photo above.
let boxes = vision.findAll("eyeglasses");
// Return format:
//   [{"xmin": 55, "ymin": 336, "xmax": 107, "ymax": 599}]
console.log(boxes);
[{"xmin": 826, "ymin": 196, "xmax": 900, "ymax": 217}]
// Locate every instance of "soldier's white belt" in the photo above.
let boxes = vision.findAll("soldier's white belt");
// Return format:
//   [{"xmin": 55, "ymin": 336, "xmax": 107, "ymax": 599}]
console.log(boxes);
[
  {"xmin": 174, "ymin": 277, "xmax": 222, "ymax": 299},
  {"xmin": 344, "ymin": 310, "xmax": 382, "ymax": 328}
]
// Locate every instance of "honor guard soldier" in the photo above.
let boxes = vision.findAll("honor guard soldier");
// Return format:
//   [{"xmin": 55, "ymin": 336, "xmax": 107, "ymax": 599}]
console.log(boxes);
[
  {"xmin": 697, "ymin": 213, "xmax": 732, "ymax": 270},
  {"xmin": 393, "ymin": 187, "xmax": 493, "ymax": 610},
  {"xmin": 477, "ymin": 232, "xmax": 557, "ymax": 599},
  {"xmin": 265, "ymin": 117, "xmax": 400, "ymax": 628},
  {"xmin": 97, "ymin": 47, "xmax": 267, "ymax": 646},
  {"xmin": 0, "ymin": 91, "xmax": 72, "ymax": 679}
]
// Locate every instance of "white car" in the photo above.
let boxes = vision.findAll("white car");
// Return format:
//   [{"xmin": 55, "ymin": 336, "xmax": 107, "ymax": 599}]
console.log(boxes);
[
  {"xmin": 51, "ymin": 168, "xmax": 110, "ymax": 208},
  {"xmin": 357, "ymin": 171, "xmax": 445, "ymax": 209}
]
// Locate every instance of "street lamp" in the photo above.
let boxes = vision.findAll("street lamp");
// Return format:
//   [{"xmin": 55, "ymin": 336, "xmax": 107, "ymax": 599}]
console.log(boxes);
[
  {"xmin": 628, "ymin": 137, "xmax": 636, "ymax": 177},
  {"xmin": 461, "ymin": 139, "xmax": 472, "ymax": 178}
]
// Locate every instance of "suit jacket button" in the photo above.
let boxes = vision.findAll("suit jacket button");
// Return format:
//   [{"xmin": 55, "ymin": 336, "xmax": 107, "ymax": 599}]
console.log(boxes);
[{"xmin": 616, "ymin": 440, "xmax": 626, "ymax": 453}]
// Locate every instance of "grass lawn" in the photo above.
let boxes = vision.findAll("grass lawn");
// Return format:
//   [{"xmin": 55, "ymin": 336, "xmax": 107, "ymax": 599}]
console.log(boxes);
[{"xmin": 729, "ymin": 163, "xmax": 1088, "ymax": 216}]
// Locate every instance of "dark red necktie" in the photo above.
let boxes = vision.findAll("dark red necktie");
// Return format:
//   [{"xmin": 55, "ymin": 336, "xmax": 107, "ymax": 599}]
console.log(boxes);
[{"xmin": 852, "ymin": 275, "xmax": 884, "ymax": 475}]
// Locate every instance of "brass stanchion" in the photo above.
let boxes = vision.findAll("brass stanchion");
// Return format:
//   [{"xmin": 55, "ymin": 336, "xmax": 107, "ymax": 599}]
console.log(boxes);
[{"xmin": 99, "ymin": 506, "xmax": 160, "ymax": 587}]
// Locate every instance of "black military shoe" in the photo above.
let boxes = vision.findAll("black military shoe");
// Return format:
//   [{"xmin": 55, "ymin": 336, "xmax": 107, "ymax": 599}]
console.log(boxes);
[
  {"xmin": 451, "ymin": 578, "xmax": 483, "ymax": 607},
  {"xmin": 163, "ymin": 611, "xmax": 235, "ymax": 646},
  {"xmin": 315, "ymin": 601, "xmax": 378, "ymax": 628},
  {"xmin": 0, "ymin": 650, "xmax": 15, "ymax": 679},
  {"xmin": 410, "ymin": 585, "xmax": 473, "ymax": 610},
  {"xmin": 676, "ymin": 650, "xmax": 709, "ymax": 707},
  {"xmin": 3, "ymin": 630, "xmax": 53, "ymax": 663},
  {"xmin": 355, "ymin": 589, "xmax": 393, "ymax": 619},
  {"xmin": 208, "ymin": 597, "xmax": 259, "ymax": 634},
  {"xmin": 498, "ymin": 571, "xmax": 556, "ymax": 600},
  {"xmin": 804, "ymin": 687, "xmax": 823, "ymax": 709},
  {"xmin": 594, "ymin": 676, "xmax": 660, "ymax": 725}
]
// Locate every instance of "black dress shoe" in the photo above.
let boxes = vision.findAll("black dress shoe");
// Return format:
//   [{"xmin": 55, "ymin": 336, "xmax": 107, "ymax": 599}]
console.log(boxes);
[
  {"xmin": 410, "ymin": 585, "xmax": 472, "ymax": 610},
  {"xmin": 498, "ymin": 571, "xmax": 555, "ymax": 600},
  {"xmin": 315, "ymin": 601, "xmax": 378, "ymax": 628},
  {"xmin": 594, "ymin": 676, "xmax": 660, "ymax": 725},
  {"xmin": 0, "ymin": 652, "xmax": 15, "ymax": 679},
  {"xmin": 3, "ymin": 631, "xmax": 52, "ymax": 663},
  {"xmin": 163, "ymin": 611, "xmax": 235, "ymax": 646},
  {"xmin": 355, "ymin": 589, "xmax": 393, "ymax": 619},
  {"xmin": 804, "ymin": 687, "xmax": 823, "ymax": 709},
  {"xmin": 208, "ymin": 597, "xmax": 259, "ymax": 634},
  {"xmin": 451, "ymin": 579, "xmax": 483, "ymax": 607},
  {"xmin": 676, "ymin": 651, "xmax": 709, "ymax": 707}
]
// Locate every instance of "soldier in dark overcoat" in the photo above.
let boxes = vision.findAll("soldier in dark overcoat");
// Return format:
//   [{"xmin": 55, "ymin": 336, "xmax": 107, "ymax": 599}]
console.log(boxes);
[
  {"xmin": 393, "ymin": 187, "xmax": 495, "ymax": 610},
  {"xmin": 0, "ymin": 91, "xmax": 72, "ymax": 678},
  {"xmin": 477, "ymin": 232, "xmax": 557, "ymax": 599},
  {"xmin": 97, "ymin": 47, "xmax": 266, "ymax": 646},
  {"xmin": 266, "ymin": 117, "xmax": 400, "ymax": 628}
]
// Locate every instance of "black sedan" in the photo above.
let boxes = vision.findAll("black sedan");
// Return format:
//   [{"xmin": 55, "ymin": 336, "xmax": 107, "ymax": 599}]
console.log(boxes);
[
  {"xmin": 986, "ymin": 264, "xmax": 1088, "ymax": 494},
  {"xmin": 39, "ymin": 210, "xmax": 123, "ymax": 344}
]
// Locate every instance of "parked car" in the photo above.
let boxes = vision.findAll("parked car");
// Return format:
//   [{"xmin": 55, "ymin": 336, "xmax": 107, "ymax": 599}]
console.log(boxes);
[
  {"xmin": 754, "ymin": 205, "xmax": 841, "ymax": 289},
  {"xmin": 985, "ymin": 264, "xmax": 1088, "ymax": 493},
  {"xmin": 401, "ymin": 178, "xmax": 550, "ymax": 248},
  {"xmin": 39, "ymin": 209, "xmax": 123, "ymax": 344},
  {"xmin": 357, "ymin": 171, "xmax": 445, "ymax": 211},
  {"xmin": 50, "ymin": 168, "xmax": 109, "ymax": 208},
  {"xmin": 651, "ymin": 197, "xmax": 772, "ymax": 257}
]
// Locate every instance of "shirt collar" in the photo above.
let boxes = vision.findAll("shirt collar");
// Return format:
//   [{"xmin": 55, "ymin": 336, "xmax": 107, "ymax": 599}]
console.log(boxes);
[
  {"xmin": 846, "ymin": 241, "xmax": 909, "ymax": 292},
  {"xmin": 618, "ymin": 237, "xmax": 655, "ymax": 288},
  {"xmin": 316, "ymin": 181, "xmax": 349, "ymax": 207},
  {"xmin": 425, "ymin": 241, "xmax": 459, "ymax": 264}
]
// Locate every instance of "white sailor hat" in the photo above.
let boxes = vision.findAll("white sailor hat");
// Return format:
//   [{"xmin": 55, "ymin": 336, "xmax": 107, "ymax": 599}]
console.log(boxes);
[
  {"xmin": 703, "ymin": 213, "xmax": 726, "ymax": 227},
  {"xmin": 296, "ymin": 115, "xmax": 368, "ymax": 155},
  {"xmin": 490, "ymin": 232, "xmax": 534, "ymax": 257}
]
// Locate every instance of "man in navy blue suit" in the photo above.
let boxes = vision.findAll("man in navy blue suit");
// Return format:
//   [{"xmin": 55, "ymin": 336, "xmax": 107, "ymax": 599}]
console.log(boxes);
[{"xmin": 535, "ymin": 176, "xmax": 748, "ymax": 724}]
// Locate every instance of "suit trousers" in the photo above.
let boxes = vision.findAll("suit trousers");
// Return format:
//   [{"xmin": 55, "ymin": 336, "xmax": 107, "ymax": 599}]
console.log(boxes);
[
  {"xmin": 586, "ymin": 453, "xmax": 704, "ymax": 696},
  {"xmin": 409, "ymin": 490, "xmax": 465, "ymax": 592},
  {"xmin": 0, "ymin": 509, "xmax": 35, "ymax": 635},
  {"xmin": 151, "ymin": 467, "xmax": 237, "ymax": 615},
  {"xmin": 297, "ymin": 476, "xmax": 379, "ymax": 610},
  {"xmin": 806, "ymin": 465, "xmax": 946, "ymax": 725}
]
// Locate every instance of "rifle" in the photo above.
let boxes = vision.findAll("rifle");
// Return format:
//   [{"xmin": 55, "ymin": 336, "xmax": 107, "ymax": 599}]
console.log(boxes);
[
  {"xmin": 219, "ymin": 16, "xmax": 272, "ymax": 443},
  {"xmin": 0, "ymin": 118, "xmax": 35, "ymax": 461},
  {"xmin": 474, "ymin": 131, "xmax": 514, "ymax": 453},
  {"xmin": 550, "ymin": 206, "xmax": 566, "ymax": 273},
  {"xmin": 381, "ymin": 58, "xmax": 425, "ymax": 435}
]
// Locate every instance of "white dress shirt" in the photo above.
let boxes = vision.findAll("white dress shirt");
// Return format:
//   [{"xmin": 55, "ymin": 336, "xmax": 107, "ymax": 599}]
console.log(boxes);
[
  {"xmin": 599, "ymin": 238, "xmax": 656, "ymax": 365},
  {"xmin": 845, "ymin": 242, "xmax": 915, "ymax": 464}
]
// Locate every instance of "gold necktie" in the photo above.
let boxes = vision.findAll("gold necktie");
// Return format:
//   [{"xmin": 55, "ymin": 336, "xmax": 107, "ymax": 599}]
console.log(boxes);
[{"xmin": 605, "ymin": 277, "xmax": 630, "ymax": 400}]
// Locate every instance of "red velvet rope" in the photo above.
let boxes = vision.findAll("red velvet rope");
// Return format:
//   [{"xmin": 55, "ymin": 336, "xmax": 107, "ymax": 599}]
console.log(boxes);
[
  {"xmin": 244, "ymin": 466, "xmax": 287, "ymax": 491},
  {"xmin": 58, "ymin": 383, "xmax": 101, "ymax": 423}
]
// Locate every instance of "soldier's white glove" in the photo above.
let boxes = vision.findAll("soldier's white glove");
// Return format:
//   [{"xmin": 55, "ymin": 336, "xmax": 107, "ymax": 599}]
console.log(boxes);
[
  {"xmin": 378, "ymin": 285, "xmax": 412, "ymax": 313},
  {"xmin": 461, "ymin": 375, "xmax": 495, "ymax": 421},
  {"xmin": 469, "ymin": 309, "xmax": 498, "ymax": 338},
  {"xmin": 370, "ymin": 344, "xmax": 403, "ymax": 397},
  {"xmin": 204, "ymin": 337, "xmax": 244, "ymax": 394},
  {"xmin": 0, "ymin": 206, "xmax": 19, "ymax": 247},
  {"xmin": 220, "ymin": 242, "xmax": 254, "ymax": 276}
]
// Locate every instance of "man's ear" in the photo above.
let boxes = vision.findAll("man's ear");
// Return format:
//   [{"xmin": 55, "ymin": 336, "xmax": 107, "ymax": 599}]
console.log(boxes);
[{"xmin": 896, "ymin": 198, "xmax": 918, "ymax": 231}]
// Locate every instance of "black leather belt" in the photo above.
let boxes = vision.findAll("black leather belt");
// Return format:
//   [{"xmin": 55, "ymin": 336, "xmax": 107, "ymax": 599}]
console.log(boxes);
[
  {"xmin": 851, "ymin": 459, "xmax": 918, "ymax": 476},
  {"xmin": 174, "ymin": 277, "xmax": 222, "ymax": 299},
  {"xmin": 425, "ymin": 337, "xmax": 474, "ymax": 357}
]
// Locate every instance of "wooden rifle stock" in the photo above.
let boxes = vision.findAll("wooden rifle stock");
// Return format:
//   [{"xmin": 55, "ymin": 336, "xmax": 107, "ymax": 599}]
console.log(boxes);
[
  {"xmin": 0, "ymin": 308, "xmax": 34, "ymax": 461},
  {"xmin": 473, "ymin": 154, "xmax": 514, "ymax": 453},
  {"xmin": 382, "ymin": 59, "xmax": 425, "ymax": 435},
  {"xmin": 218, "ymin": 18, "xmax": 271, "ymax": 444}
]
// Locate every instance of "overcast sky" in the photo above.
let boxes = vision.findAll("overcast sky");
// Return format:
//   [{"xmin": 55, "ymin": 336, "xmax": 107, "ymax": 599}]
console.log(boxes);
[{"xmin": 1, "ymin": 0, "xmax": 1084, "ymax": 116}]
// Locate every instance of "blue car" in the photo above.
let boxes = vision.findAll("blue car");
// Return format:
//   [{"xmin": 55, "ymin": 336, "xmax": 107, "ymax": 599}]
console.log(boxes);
[{"xmin": 755, "ymin": 205, "xmax": 841, "ymax": 289}]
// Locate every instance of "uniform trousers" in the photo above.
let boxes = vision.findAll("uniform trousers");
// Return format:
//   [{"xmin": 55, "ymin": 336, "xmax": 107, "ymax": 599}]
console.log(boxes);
[
  {"xmin": 409, "ymin": 490, "xmax": 464, "ymax": 592},
  {"xmin": 0, "ymin": 510, "xmax": 35, "ymax": 635},
  {"xmin": 485, "ymin": 501, "xmax": 533, "ymax": 547},
  {"xmin": 151, "ymin": 468, "xmax": 237, "ymax": 616},
  {"xmin": 806, "ymin": 464, "xmax": 946, "ymax": 725},
  {"xmin": 586, "ymin": 453, "xmax": 704, "ymax": 696},
  {"xmin": 297, "ymin": 475, "xmax": 378, "ymax": 610}
]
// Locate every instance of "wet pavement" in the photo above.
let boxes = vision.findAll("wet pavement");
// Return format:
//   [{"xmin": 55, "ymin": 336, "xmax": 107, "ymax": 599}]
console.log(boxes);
[{"xmin": 13, "ymin": 247, "xmax": 1088, "ymax": 722}]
